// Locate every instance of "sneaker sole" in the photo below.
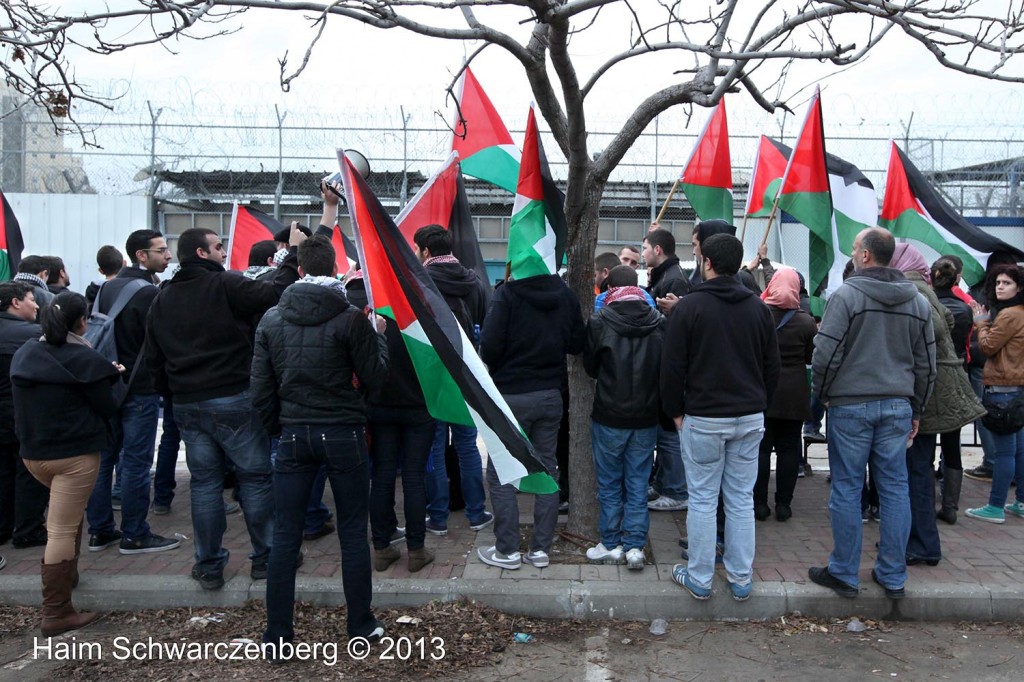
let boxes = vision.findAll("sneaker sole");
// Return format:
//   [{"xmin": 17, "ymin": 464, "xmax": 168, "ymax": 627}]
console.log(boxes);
[
  {"xmin": 964, "ymin": 473, "xmax": 992, "ymax": 481},
  {"xmin": 648, "ymin": 504, "xmax": 688, "ymax": 512},
  {"xmin": 477, "ymin": 551, "xmax": 520, "ymax": 570},
  {"xmin": 425, "ymin": 528, "xmax": 449, "ymax": 536},
  {"xmin": 626, "ymin": 559, "xmax": 644, "ymax": 571},
  {"xmin": 468, "ymin": 519, "xmax": 494, "ymax": 532},
  {"xmin": 120, "ymin": 540, "xmax": 182, "ymax": 555},
  {"xmin": 523, "ymin": 556, "xmax": 549, "ymax": 569},
  {"xmin": 587, "ymin": 556, "xmax": 624, "ymax": 565},
  {"xmin": 966, "ymin": 511, "xmax": 1005, "ymax": 524},
  {"xmin": 674, "ymin": 578, "xmax": 711, "ymax": 601},
  {"xmin": 88, "ymin": 541, "xmax": 121, "ymax": 552},
  {"xmin": 1003, "ymin": 506, "xmax": 1024, "ymax": 518}
]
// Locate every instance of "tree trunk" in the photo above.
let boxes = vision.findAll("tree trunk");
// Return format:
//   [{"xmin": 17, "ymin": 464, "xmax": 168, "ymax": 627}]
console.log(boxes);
[{"xmin": 563, "ymin": 177, "xmax": 604, "ymax": 539}]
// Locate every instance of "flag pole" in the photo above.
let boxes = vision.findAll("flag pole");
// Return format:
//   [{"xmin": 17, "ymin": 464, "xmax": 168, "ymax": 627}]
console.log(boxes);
[
  {"xmin": 739, "ymin": 213, "xmax": 750, "ymax": 243},
  {"xmin": 654, "ymin": 178, "xmax": 681, "ymax": 224},
  {"xmin": 760, "ymin": 196, "xmax": 781, "ymax": 248}
]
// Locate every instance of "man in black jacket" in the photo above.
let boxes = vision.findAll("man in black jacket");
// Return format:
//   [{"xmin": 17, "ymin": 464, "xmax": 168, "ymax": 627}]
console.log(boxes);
[
  {"xmin": 86, "ymin": 229, "xmax": 179, "ymax": 556},
  {"xmin": 477, "ymin": 273, "xmax": 585, "ymax": 570},
  {"xmin": 145, "ymin": 225, "xmax": 304, "ymax": 590},
  {"xmin": 661, "ymin": 234, "xmax": 780, "ymax": 602},
  {"xmin": 413, "ymin": 225, "xmax": 493, "ymax": 536},
  {"xmin": 0, "ymin": 282, "xmax": 47, "ymax": 549},
  {"xmin": 583, "ymin": 266, "xmax": 664, "ymax": 570},
  {"xmin": 253, "ymin": 235, "xmax": 389, "ymax": 647}
]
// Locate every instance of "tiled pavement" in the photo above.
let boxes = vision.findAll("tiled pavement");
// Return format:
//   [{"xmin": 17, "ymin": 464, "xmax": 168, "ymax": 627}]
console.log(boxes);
[{"xmin": 1, "ymin": 435, "xmax": 1021, "ymax": 620}]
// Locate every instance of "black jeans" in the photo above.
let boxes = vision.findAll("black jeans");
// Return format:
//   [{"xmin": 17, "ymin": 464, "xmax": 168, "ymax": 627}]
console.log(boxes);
[
  {"xmin": 754, "ymin": 418, "xmax": 803, "ymax": 507},
  {"xmin": 906, "ymin": 433, "xmax": 941, "ymax": 561},
  {"xmin": 0, "ymin": 440, "xmax": 49, "ymax": 543},
  {"xmin": 939, "ymin": 429, "xmax": 962, "ymax": 470},
  {"xmin": 368, "ymin": 406, "xmax": 435, "ymax": 551},
  {"xmin": 263, "ymin": 423, "xmax": 376, "ymax": 641}
]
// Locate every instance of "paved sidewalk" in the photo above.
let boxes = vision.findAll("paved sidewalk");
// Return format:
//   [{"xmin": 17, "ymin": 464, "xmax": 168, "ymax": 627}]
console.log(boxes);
[{"xmin": 1, "ymin": 440, "xmax": 1021, "ymax": 622}]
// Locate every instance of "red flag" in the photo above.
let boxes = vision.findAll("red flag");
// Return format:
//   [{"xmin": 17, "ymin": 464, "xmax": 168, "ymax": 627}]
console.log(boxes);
[
  {"xmin": 330, "ymin": 226, "xmax": 359, "ymax": 275},
  {"xmin": 227, "ymin": 204, "xmax": 280, "ymax": 272}
]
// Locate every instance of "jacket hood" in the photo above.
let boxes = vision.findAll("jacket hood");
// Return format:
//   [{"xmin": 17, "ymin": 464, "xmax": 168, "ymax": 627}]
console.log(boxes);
[
  {"xmin": 427, "ymin": 261, "xmax": 480, "ymax": 298},
  {"xmin": 278, "ymin": 282, "xmax": 351, "ymax": 326},
  {"xmin": 695, "ymin": 219, "xmax": 737, "ymax": 242},
  {"xmin": 506, "ymin": 274, "xmax": 565, "ymax": 311},
  {"xmin": 11, "ymin": 341, "xmax": 120, "ymax": 386},
  {"xmin": 845, "ymin": 268, "xmax": 920, "ymax": 306},
  {"xmin": 170, "ymin": 258, "xmax": 225, "ymax": 284},
  {"xmin": 601, "ymin": 300, "xmax": 663, "ymax": 337},
  {"xmin": 692, "ymin": 275, "xmax": 757, "ymax": 304}
]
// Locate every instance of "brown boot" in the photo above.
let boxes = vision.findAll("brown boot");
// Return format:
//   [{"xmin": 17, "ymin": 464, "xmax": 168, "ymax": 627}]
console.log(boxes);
[
  {"xmin": 407, "ymin": 547, "xmax": 434, "ymax": 573},
  {"xmin": 71, "ymin": 521, "xmax": 82, "ymax": 589},
  {"xmin": 41, "ymin": 559, "xmax": 99, "ymax": 637},
  {"xmin": 374, "ymin": 546, "xmax": 400, "ymax": 572}
]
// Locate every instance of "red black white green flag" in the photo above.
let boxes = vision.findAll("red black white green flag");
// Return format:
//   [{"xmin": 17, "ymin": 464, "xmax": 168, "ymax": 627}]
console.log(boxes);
[
  {"xmin": 880, "ymin": 142, "xmax": 1024, "ymax": 286},
  {"xmin": 227, "ymin": 204, "xmax": 279, "ymax": 272},
  {"xmin": 679, "ymin": 101, "xmax": 733, "ymax": 222},
  {"xmin": 340, "ymin": 152, "xmax": 557, "ymax": 494},
  {"xmin": 0, "ymin": 192, "xmax": 24, "ymax": 281}
]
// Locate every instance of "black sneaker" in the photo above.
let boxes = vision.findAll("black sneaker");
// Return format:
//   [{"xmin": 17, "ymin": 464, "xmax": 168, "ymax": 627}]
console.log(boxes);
[
  {"xmin": 871, "ymin": 569, "xmax": 905, "ymax": 599},
  {"xmin": 0, "ymin": 555, "xmax": 6, "ymax": 571},
  {"xmin": 12, "ymin": 528, "xmax": 47, "ymax": 549},
  {"xmin": 808, "ymin": 566, "xmax": 858, "ymax": 598},
  {"xmin": 965, "ymin": 465, "xmax": 993, "ymax": 482},
  {"xmin": 119, "ymin": 533, "xmax": 181, "ymax": 555},
  {"xmin": 88, "ymin": 530, "xmax": 123, "ymax": 552},
  {"xmin": 802, "ymin": 430, "xmax": 827, "ymax": 444},
  {"xmin": 191, "ymin": 565, "xmax": 225, "ymax": 590},
  {"xmin": 302, "ymin": 521, "xmax": 334, "ymax": 542}
]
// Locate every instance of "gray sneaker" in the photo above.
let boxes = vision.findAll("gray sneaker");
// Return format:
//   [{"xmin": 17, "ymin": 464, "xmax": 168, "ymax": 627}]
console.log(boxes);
[
  {"xmin": 523, "ymin": 550, "xmax": 549, "ymax": 568},
  {"xmin": 477, "ymin": 545, "xmax": 521, "ymax": 569},
  {"xmin": 648, "ymin": 495, "xmax": 688, "ymax": 511}
]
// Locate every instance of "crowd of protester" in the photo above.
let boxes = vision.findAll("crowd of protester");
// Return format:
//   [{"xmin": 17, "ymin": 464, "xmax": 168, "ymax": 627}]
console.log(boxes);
[{"xmin": 0, "ymin": 182, "xmax": 1021, "ymax": 646}]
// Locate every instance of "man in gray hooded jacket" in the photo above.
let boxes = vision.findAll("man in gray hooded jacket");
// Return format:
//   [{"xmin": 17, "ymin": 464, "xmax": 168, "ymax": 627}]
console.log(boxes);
[{"xmin": 809, "ymin": 227, "xmax": 935, "ymax": 600}]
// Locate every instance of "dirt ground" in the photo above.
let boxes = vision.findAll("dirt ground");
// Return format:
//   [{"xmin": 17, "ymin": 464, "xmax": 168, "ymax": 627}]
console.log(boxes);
[{"xmin": 1, "ymin": 601, "xmax": 1021, "ymax": 681}]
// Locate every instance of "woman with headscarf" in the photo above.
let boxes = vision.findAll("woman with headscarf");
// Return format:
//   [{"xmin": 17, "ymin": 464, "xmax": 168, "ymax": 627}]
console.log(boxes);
[
  {"xmin": 965, "ymin": 264, "xmax": 1024, "ymax": 523},
  {"xmin": 753, "ymin": 269, "xmax": 817, "ymax": 521},
  {"xmin": 891, "ymin": 243, "xmax": 985, "ymax": 564}
]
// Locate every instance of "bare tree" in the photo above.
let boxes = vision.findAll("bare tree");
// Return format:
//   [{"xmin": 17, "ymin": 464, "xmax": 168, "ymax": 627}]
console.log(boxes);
[{"xmin": 5, "ymin": 0, "xmax": 1023, "ymax": 536}]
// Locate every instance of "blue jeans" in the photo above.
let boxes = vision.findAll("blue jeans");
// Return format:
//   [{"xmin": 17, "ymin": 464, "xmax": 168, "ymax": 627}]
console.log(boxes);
[
  {"xmin": 264, "ymin": 424, "xmax": 376, "ymax": 641},
  {"xmin": 86, "ymin": 422, "xmax": 122, "ymax": 536},
  {"xmin": 906, "ymin": 433, "xmax": 941, "ymax": 562},
  {"xmin": 174, "ymin": 391, "xmax": 273, "ymax": 575},
  {"xmin": 805, "ymin": 395, "xmax": 826, "ymax": 433},
  {"xmin": 969, "ymin": 366, "xmax": 998, "ymax": 467},
  {"xmin": 592, "ymin": 422, "xmax": 656, "ymax": 551},
  {"xmin": 653, "ymin": 426, "xmax": 687, "ymax": 501},
  {"xmin": 826, "ymin": 399, "xmax": 912, "ymax": 589},
  {"xmin": 153, "ymin": 397, "xmax": 180, "ymax": 508},
  {"xmin": 425, "ymin": 423, "xmax": 487, "ymax": 527},
  {"xmin": 679, "ymin": 413, "xmax": 764, "ymax": 590},
  {"xmin": 368, "ymin": 406, "xmax": 435, "ymax": 551},
  {"xmin": 117, "ymin": 393, "xmax": 161, "ymax": 540},
  {"xmin": 985, "ymin": 388, "xmax": 1024, "ymax": 507}
]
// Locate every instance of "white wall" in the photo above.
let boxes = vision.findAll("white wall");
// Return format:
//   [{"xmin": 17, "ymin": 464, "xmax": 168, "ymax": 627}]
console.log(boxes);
[{"xmin": 6, "ymin": 194, "xmax": 151, "ymax": 291}]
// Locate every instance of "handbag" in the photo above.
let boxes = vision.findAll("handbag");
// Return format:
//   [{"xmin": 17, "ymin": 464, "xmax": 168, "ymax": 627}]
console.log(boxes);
[{"xmin": 981, "ymin": 392, "xmax": 1024, "ymax": 435}]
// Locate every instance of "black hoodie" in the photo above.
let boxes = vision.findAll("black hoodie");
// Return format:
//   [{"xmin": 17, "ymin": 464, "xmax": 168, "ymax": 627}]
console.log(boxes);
[
  {"xmin": 661, "ymin": 275, "xmax": 780, "ymax": 419},
  {"xmin": 425, "ymin": 260, "xmax": 488, "ymax": 336},
  {"xmin": 10, "ymin": 339, "xmax": 121, "ymax": 460},
  {"xmin": 584, "ymin": 299, "xmax": 665, "ymax": 428},
  {"xmin": 251, "ymin": 282, "xmax": 389, "ymax": 434},
  {"xmin": 480, "ymin": 274, "xmax": 585, "ymax": 395}
]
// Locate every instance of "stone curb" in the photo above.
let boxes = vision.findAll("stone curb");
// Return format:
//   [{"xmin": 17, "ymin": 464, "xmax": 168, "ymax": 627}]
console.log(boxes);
[{"xmin": 0, "ymin": 575, "xmax": 1018, "ymax": 622}]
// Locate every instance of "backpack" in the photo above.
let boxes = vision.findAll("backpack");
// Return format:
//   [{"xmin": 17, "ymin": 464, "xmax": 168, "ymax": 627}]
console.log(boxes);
[{"xmin": 84, "ymin": 278, "xmax": 152, "ymax": 405}]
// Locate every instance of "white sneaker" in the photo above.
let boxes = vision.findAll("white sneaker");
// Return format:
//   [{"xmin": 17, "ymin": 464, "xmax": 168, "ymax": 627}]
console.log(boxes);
[
  {"xmin": 586, "ymin": 543, "xmax": 624, "ymax": 564},
  {"xmin": 477, "ymin": 545, "xmax": 521, "ymax": 569},
  {"xmin": 625, "ymin": 548, "xmax": 644, "ymax": 571},
  {"xmin": 648, "ymin": 495, "xmax": 688, "ymax": 511},
  {"xmin": 523, "ymin": 550, "xmax": 549, "ymax": 568}
]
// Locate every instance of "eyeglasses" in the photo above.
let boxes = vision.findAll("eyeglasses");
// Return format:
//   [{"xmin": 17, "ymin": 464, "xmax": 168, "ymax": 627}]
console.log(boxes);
[{"xmin": 141, "ymin": 247, "xmax": 171, "ymax": 254}]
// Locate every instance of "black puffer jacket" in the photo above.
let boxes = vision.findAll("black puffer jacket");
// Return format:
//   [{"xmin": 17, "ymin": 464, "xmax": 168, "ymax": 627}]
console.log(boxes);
[
  {"xmin": 0, "ymin": 313, "xmax": 40, "ymax": 444},
  {"xmin": 251, "ymin": 282, "xmax": 388, "ymax": 435},
  {"xmin": 583, "ymin": 299, "xmax": 665, "ymax": 428},
  {"xmin": 10, "ymin": 338, "xmax": 120, "ymax": 460},
  {"xmin": 934, "ymin": 287, "xmax": 972, "ymax": 362}
]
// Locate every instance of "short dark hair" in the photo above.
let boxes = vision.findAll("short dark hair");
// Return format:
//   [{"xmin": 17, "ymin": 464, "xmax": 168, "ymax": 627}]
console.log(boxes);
[
  {"xmin": 861, "ymin": 228, "xmax": 895, "ymax": 266},
  {"xmin": 178, "ymin": 228, "xmax": 218, "ymax": 261},
  {"xmin": 125, "ymin": 229, "xmax": 164, "ymax": 265},
  {"xmin": 842, "ymin": 259, "xmax": 856, "ymax": 281},
  {"xmin": 701, "ymin": 234, "xmax": 743, "ymax": 276},
  {"xmin": 40, "ymin": 291, "xmax": 87, "ymax": 346},
  {"xmin": 986, "ymin": 263, "xmax": 1024, "ymax": 307},
  {"xmin": 605, "ymin": 264, "xmax": 638, "ymax": 288},
  {"xmin": 644, "ymin": 228, "xmax": 676, "ymax": 256},
  {"xmin": 298, "ymin": 235, "xmax": 336, "ymax": 277},
  {"xmin": 18, "ymin": 255, "xmax": 49, "ymax": 277},
  {"xmin": 930, "ymin": 258, "xmax": 959, "ymax": 289},
  {"xmin": 248, "ymin": 240, "xmax": 278, "ymax": 267},
  {"xmin": 45, "ymin": 256, "xmax": 65, "ymax": 285},
  {"xmin": 413, "ymin": 225, "xmax": 452, "ymax": 257},
  {"xmin": 942, "ymin": 254, "xmax": 964, "ymax": 275},
  {"xmin": 96, "ymin": 245, "xmax": 124, "ymax": 276},
  {"xmin": 0, "ymin": 281, "xmax": 32, "ymax": 311},
  {"xmin": 594, "ymin": 252, "xmax": 619, "ymax": 272}
]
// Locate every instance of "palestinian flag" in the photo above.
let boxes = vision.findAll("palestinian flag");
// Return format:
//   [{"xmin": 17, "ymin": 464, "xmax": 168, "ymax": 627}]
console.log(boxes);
[
  {"xmin": 508, "ymin": 105, "xmax": 562, "ymax": 279},
  {"xmin": 880, "ymin": 142, "xmax": 1024, "ymax": 286},
  {"xmin": 777, "ymin": 87, "xmax": 834, "ymax": 315},
  {"xmin": 745, "ymin": 136, "xmax": 789, "ymax": 217},
  {"xmin": 451, "ymin": 66, "xmax": 520, "ymax": 193},
  {"xmin": 0, "ymin": 192, "xmax": 24, "ymax": 281},
  {"xmin": 395, "ymin": 152, "xmax": 491, "ymax": 302},
  {"xmin": 228, "ymin": 204, "xmax": 279, "ymax": 272},
  {"xmin": 679, "ymin": 101, "xmax": 733, "ymax": 222},
  {"xmin": 339, "ymin": 152, "xmax": 556, "ymax": 494},
  {"xmin": 331, "ymin": 226, "xmax": 359, "ymax": 276}
]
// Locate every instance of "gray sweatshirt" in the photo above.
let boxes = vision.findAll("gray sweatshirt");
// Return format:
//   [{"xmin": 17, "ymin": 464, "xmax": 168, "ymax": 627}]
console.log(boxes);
[{"xmin": 812, "ymin": 267, "xmax": 936, "ymax": 418}]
